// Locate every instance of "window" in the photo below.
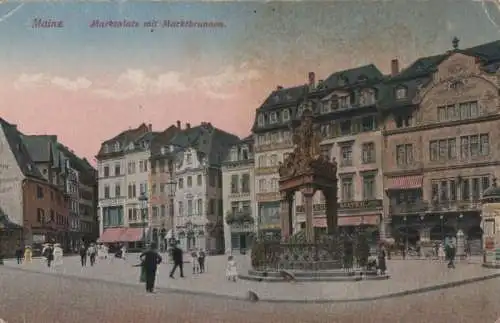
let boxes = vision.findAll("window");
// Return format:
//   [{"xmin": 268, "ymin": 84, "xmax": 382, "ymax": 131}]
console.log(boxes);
[
  {"xmin": 187, "ymin": 176, "xmax": 192, "ymax": 187},
  {"xmin": 431, "ymin": 181, "xmax": 439, "ymax": 202},
  {"xmin": 37, "ymin": 186, "xmax": 44, "ymax": 199},
  {"xmin": 115, "ymin": 184, "xmax": 121, "ymax": 197},
  {"xmin": 429, "ymin": 141, "xmax": 438, "ymax": 162},
  {"xmin": 152, "ymin": 184, "xmax": 157, "ymax": 194},
  {"xmin": 395, "ymin": 86, "xmax": 407, "ymax": 99},
  {"xmin": 396, "ymin": 144, "xmax": 413, "ymax": 165},
  {"xmin": 438, "ymin": 107, "xmax": 446, "ymax": 121},
  {"xmin": 178, "ymin": 178, "xmax": 184, "ymax": 189},
  {"xmin": 153, "ymin": 206, "xmax": 159, "ymax": 218},
  {"xmin": 270, "ymin": 154, "xmax": 278, "ymax": 166},
  {"xmin": 186, "ymin": 152, "xmax": 192, "ymax": 164},
  {"xmin": 440, "ymin": 181, "xmax": 448, "ymax": 201},
  {"xmin": 282, "ymin": 109, "xmax": 290, "ymax": 121},
  {"xmin": 362, "ymin": 143, "xmax": 375, "ymax": 164},
  {"xmin": 340, "ymin": 145, "xmax": 353, "ymax": 166},
  {"xmin": 37, "ymin": 208, "xmax": 44, "ymax": 223},
  {"xmin": 472, "ymin": 178, "xmax": 480, "ymax": 200},
  {"xmin": 320, "ymin": 124, "xmax": 330, "ymax": 138},
  {"xmin": 196, "ymin": 174, "xmax": 202, "ymax": 186},
  {"xmin": 187, "ymin": 200, "xmax": 193, "ymax": 216},
  {"xmin": 128, "ymin": 209, "xmax": 133, "ymax": 221},
  {"xmin": 395, "ymin": 115, "xmax": 412, "ymax": 128},
  {"xmin": 437, "ymin": 101, "xmax": 480, "ymax": 122},
  {"xmin": 361, "ymin": 116, "xmax": 377, "ymax": 132},
  {"xmin": 231, "ymin": 175, "xmax": 239, "ymax": 194},
  {"xmin": 257, "ymin": 114, "xmax": 265, "ymax": 126},
  {"xmin": 104, "ymin": 185, "xmax": 110, "ymax": 199},
  {"xmin": 429, "ymin": 138, "xmax": 456, "ymax": 161},
  {"xmin": 258, "ymin": 155, "xmax": 266, "ymax": 167},
  {"xmin": 450, "ymin": 180, "xmax": 457, "ymax": 200},
  {"xmin": 321, "ymin": 101, "xmax": 331, "ymax": 114},
  {"xmin": 362, "ymin": 175, "xmax": 376, "ymax": 200},
  {"xmin": 271, "ymin": 178, "xmax": 278, "ymax": 192},
  {"xmin": 338, "ymin": 96, "xmax": 350, "ymax": 109},
  {"xmin": 241, "ymin": 174, "xmax": 250, "ymax": 193},
  {"xmin": 259, "ymin": 179, "xmax": 266, "ymax": 192},
  {"xmin": 197, "ymin": 199, "xmax": 203, "ymax": 215},
  {"xmin": 128, "ymin": 184, "xmax": 133, "ymax": 198},
  {"xmin": 340, "ymin": 120, "xmax": 351, "ymax": 136},
  {"xmin": 143, "ymin": 160, "xmax": 148, "ymax": 172},
  {"xmin": 159, "ymin": 183, "xmax": 165, "ymax": 194},
  {"xmin": 341, "ymin": 177, "xmax": 354, "ymax": 201},
  {"xmin": 103, "ymin": 166, "xmax": 109, "ymax": 177},
  {"xmin": 460, "ymin": 134, "xmax": 489, "ymax": 159},
  {"xmin": 159, "ymin": 160, "xmax": 165, "ymax": 173},
  {"xmin": 461, "ymin": 179, "xmax": 470, "ymax": 201},
  {"xmin": 178, "ymin": 202, "xmax": 184, "ymax": 217},
  {"xmin": 270, "ymin": 112, "xmax": 278, "ymax": 124},
  {"xmin": 482, "ymin": 176, "xmax": 491, "ymax": 194},
  {"xmin": 114, "ymin": 163, "xmax": 121, "ymax": 176},
  {"xmin": 160, "ymin": 205, "xmax": 166, "ymax": 217},
  {"xmin": 208, "ymin": 199, "xmax": 216, "ymax": 214},
  {"xmin": 128, "ymin": 162, "xmax": 136, "ymax": 174}
]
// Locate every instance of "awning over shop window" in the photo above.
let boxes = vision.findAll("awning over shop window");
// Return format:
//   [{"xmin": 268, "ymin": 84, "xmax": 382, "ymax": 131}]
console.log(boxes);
[
  {"xmin": 386, "ymin": 175, "xmax": 423, "ymax": 190},
  {"xmin": 120, "ymin": 228, "xmax": 145, "ymax": 242},
  {"xmin": 98, "ymin": 228, "xmax": 126, "ymax": 243}
]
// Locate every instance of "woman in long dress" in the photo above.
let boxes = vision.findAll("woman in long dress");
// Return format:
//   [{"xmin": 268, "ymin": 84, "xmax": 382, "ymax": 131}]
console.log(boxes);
[
  {"xmin": 225, "ymin": 255, "xmax": 238, "ymax": 282},
  {"xmin": 438, "ymin": 243, "xmax": 445, "ymax": 262},
  {"xmin": 53, "ymin": 243, "xmax": 64, "ymax": 267}
]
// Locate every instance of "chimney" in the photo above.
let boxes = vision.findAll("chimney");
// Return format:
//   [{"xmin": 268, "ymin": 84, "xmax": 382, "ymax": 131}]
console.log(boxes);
[
  {"xmin": 148, "ymin": 123, "xmax": 152, "ymax": 132},
  {"xmin": 186, "ymin": 123, "xmax": 191, "ymax": 129},
  {"xmin": 308, "ymin": 72, "xmax": 315, "ymax": 88},
  {"xmin": 276, "ymin": 85, "xmax": 283, "ymax": 90},
  {"xmin": 176, "ymin": 120, "xmax": 181, "ymax": 128},
  {"xmin": 391, "ymin": 59, "xmax": 399, "ymax": 76}
]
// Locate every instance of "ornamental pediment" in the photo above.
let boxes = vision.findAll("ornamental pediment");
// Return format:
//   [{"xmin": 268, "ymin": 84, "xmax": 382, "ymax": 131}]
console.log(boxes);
[{"xmin": 435, "ymin": 53, "xmax": 481, "ymax": 82}]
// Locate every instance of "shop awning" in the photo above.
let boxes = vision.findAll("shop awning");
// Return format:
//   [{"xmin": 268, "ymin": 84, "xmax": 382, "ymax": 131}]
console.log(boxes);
[
  {"xmin": 98, "ymin": 228, "xmax": 126, "ymax": 243},
  {"xmin": 386, "ymin": 175, "xmax": 423, "ymax": 190},
  {"xmin": 120, "ymin": 228, "xmax": 145, "ymax": 242}
]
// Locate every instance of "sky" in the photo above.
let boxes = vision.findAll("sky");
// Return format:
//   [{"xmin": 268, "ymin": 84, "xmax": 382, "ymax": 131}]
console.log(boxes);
[{"xmin": 0, "ymin": 0, "xmax": 500, "ymax": 162}]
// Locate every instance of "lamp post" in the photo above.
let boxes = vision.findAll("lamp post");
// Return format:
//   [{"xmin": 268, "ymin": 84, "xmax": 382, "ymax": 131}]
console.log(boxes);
[
  {"xmin": 457, "ymin": 213, "xmax": 465, "ymax": 259},
  {"xmin": 167, "ymin": 178, "xmax": 177, "ymax": 247},
  {"xmin": 440, "ymin": 215, "xmax": 444, "ymax": 243},
  {"xmin": 419, "ymin": 214, "xmax": 425, "ymax": 258},
  {"xmin": 138, "ymin": 192, "xmax": 148, "ymax": 248},
  {"xmin": 403, "ymin": 215, "xmax": 408, "ymax": 259}
]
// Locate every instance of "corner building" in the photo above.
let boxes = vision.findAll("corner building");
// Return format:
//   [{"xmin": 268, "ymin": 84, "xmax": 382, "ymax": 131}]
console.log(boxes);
[{"xmin": 383, "ymin": 40, "xmax": 500, "ymax": 253}]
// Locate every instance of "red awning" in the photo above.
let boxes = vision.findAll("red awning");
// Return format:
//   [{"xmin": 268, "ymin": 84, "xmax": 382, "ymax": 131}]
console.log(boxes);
[
  {"xmin": 120, "ymin": 228, "xmax": 144, "ymax": 242},
  {"xmin": 386, "ymin": 175, "xmax": 423, "ymax": 190},
  {"xmin": 98, "ymin": 228, "xmax": 126, "ymax": 243}
]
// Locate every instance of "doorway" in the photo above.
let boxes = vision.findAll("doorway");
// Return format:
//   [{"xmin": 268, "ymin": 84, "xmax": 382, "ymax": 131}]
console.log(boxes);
[{"xmin": 239, "ymin": 234, "xmax": 247, "ymax": 250}]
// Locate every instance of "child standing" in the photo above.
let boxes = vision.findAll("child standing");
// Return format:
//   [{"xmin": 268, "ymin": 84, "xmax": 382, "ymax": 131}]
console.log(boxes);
[
  {"xmin": 191, "ymin": 250, "xmax": 199, "ymax": 274},
  {"xmin": 226, "ymin": 255, "xmax": 238, "ymax": 282}
]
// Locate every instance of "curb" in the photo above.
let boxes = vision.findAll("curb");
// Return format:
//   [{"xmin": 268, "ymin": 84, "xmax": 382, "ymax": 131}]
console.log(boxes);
[{"xmin": 1, "ymin": 265, "xmax": 499, "ymax": 304}]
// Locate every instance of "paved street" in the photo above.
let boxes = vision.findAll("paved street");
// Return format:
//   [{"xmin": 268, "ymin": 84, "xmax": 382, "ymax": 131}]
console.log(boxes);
[
  {"xmin": 2, "ymin": 254, "xmax": 498, "ymax": 301},
  {"xmin": 1, "ymin": 266, "xmax": 500, "ymax": 323}
]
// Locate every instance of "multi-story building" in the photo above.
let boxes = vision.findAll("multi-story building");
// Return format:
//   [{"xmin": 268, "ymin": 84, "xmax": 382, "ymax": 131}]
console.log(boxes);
[
  {"xmin": 0, "ymin": 119, "xmax": 71, "ymax": 256},
  {"xmin": 252, "ymin": 69, "xmax": 385, "ymax": 240},
  {"xmin": 149, "ymin": 123, "xmax": 180, "ymax": 249},
  {"xmin": 59, "ymin": 144, "xmax": 98, "ymax": 248},
  {"xmin": 221, "ymin": 135, "xmax": 255, "ymax": 252},
  {"xmin": 383, "ymin": 39, "xmax": 500, "ymax": 252},
  {"xmin": 96, "ymin": 123, "xmax": 153, "ymax": 248},
  {"xmin": 171, "ymin": 121, "xmax": 239, "ymax": 253}
]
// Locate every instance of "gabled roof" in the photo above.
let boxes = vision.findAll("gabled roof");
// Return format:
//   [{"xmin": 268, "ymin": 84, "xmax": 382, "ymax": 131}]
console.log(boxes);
[
  {"xmin": 170, "ymin": 122, "xmax": 240, "ymax": 166},
  {"xmin": 260, "ymin": 85, "xmax": 308, "ymax": 110},
  {"xmin": 322, "ymin": 64, "xmax": 384, "ymax": 89},
  {"xmin": 150, "ymin": 125, "xmax": 181, "ymax": 158},
  {"xmin": 0, "ymin": 118, "xmax": 44, "ymax": 179},
  {"xmin": 96, "ymin": 123, "xmax": 150, "ymax": 157}
]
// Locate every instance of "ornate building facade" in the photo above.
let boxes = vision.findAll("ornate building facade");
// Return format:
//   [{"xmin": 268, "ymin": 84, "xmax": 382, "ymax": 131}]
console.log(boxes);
[
  {"xmin": 221, "ymin": 136, "xmax": 255, "ymax": 252},
  {"xmin": 383, "ymin": 39, "xmax": 500, "ymax": 252}
]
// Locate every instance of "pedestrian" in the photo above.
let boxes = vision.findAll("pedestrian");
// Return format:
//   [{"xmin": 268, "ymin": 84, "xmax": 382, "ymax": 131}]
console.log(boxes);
[
  {"xmin": 438, "ymin": 243, "xmax": 445, "ymax": 262},
  {"xmin": 169, "ymin": 244, "xmax": 184, "ymax": 279},
  {"xmin": 121, "ymin": 245, "xmax": 127, "ymax": 260},
  {"xmin": 446, "ymin": 238, "xmax": 456, "ymax": 269},
  {"xmin": 44, "ymin": 244, "xmax": 54, "ymax": 268},
  {"xmin": 88, "ymin": 243, "xmax": 97, "ymax": 266},
  {"xmin": 79, "ymin": 244, "xmax": 87, "ymax": 267},
  {"xmin": 23, "ymin": 245, "xmax": 32, "ymax": 264},
  {"xmin": 191, "ymin": 249, "xmax": 199, "ymax": 274},
  {"xmin": 15, "ymin": 245, "xmax": 24, "ymax": 264},
  {"xmin": 198, "ymin": 249, "xmax": 206, "ymax": 273},
  {"xmin": 53, "ymin": 243, "xmax": 63, "ymax": 267},
  {"xmin": 377, "ymin": 244, "xmax": 387, "ymax": 275},
  {"xmin": 225, "ymin": 255, "xmax": 238, "ymax": 282},
  {"xmin": 139, "ymin": 242, "xmax": 162, "ymax": 293}
]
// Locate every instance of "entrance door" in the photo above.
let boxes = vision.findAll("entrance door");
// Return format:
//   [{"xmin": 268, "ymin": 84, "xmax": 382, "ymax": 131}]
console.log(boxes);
[{"xmin": 239, "ymin": 234, "xmax": 247, "ymax": 250}]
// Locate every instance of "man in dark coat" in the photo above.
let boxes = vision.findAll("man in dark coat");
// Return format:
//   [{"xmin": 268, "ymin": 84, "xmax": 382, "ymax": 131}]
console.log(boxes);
[
  {"xmin": 140, "ymin": 243, "xmax": 162, "ymax": 293},
  {"xmin": 169, "ymin": 244, "xmax": 184, "ymax": 279},
  {"xmin": 79, "ymin": 244, "xmax": 87, "ymax": 267}
]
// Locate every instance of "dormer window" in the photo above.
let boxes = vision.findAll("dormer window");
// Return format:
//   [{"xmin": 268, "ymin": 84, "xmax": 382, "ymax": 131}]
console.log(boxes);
[
  {"xmin": 269, "ymin": 112, "xmax": 278, "ymax": 124},
  {"xmin": 160, "ymin": 147, "xmax": 166, "ymax": 155},
  {"xmin": 230, "ymin": 148, "xmax": 238, "ymax": 161},
  {"xmin": 338, "ymin": 96, "xmax": 350, "ymax": 109},
  {"xmin": 338, "ymin": 76, "xmax": 348, "ymax": 86},
  {"xmin": 114, "ymin": 142, "xmax": 121, "ymax": 152},
  {"xmin": 320, "ymin": 101, "xmax": 331, "ymax": 114},
  {"xmin": 257, "ymin": 114, "xmax": 265, "ymax": 126},
  {"xmin": 395, "ymin": 86, "xmax": 407, "ymax": 100},
  {"xmin": 241, "ymin": 148, "xmax": 249, "ymax": 160},
  {"xmin": 186, "ymin": 152, "xmax": 192, "ymax": 164},
  {"xmin": 169, "ymin": 145, "xmax": 174, "ymax": 152},
  {"xmin": 360, "ymin": 89, "xmax": 377, "ymax": 106},
  {"xmin": 128, "ymin": 142, "xmax": 134, "ymax": 150},
  {"xmin": 282, "ymin": 109, "xmax": 290, "ymax": 122}
]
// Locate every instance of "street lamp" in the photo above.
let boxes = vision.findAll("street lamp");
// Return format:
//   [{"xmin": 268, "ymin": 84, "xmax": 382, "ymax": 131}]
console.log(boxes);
[
  {"xmin": 167, "ymin": 178, "xmax": 177, "ymax": 247},
  {"xmin": 440, "ymin": 215, "xmax": 444, "ymax": 243},
  {"xmin": 403, "ymin": 215, "xmax": 408, "ymax": 259},
  {"xmin": 138, "ymin": 192, "xmax": 148, "ymax": 248}
]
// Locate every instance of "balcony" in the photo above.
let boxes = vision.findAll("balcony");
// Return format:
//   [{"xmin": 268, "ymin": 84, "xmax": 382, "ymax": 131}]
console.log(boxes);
[
  {"xmin": 389, "ymin": 200, "xmax": 481, "ymax": 215},
  {"xmin": 295, "ymin": 199, "xmax": 383, "ymax": 213},
  {"xmin": 255, "ymin": 166, "xmax": 279, "ymax": 176},
  {"xmin": 255, "ymin": 140, "xmax": 292, "ymax": 153},
  {"xmin": 256, "ymin": 192, "xmax": 281, "ymax": 202},
  {"xmin": 228, "ymin": 190, "xmax": 251, "ymax": 199},
  {"xmin": 389, "ymin": 201, "xmax": 430, "ymax": 215}
]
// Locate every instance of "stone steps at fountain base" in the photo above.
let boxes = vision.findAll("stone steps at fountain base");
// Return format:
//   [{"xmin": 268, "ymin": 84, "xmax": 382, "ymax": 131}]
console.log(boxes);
[{"xmin": 239, "ymin": 270, "xmax": 390, "ymax": 282}]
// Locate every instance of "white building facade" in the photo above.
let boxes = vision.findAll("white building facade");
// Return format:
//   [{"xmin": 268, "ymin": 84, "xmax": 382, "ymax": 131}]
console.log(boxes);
[{"xmin": 221, "ymin": 136, "xmax": 255, "ymax": 252}]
